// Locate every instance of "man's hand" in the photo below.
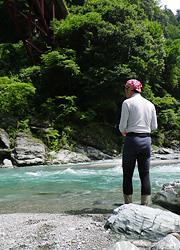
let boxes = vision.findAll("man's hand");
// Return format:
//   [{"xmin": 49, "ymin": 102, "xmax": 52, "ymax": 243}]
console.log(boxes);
[{"xmin": 122, "ymin": 131, "xmax": 126, "ymax": 136}]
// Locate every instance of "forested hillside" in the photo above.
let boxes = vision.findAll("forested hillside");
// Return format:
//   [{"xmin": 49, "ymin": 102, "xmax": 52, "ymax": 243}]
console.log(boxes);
[{"xmin": 0, "ymin": 0, "xmax": 179, "ymax": 154}]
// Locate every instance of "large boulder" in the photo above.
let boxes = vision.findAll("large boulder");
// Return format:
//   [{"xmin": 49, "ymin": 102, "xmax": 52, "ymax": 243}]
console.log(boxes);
[
  {"xmin": 11, "ymin": 132, "xmax": 47, "ymax": 166},
  {"xmin": 152, "ymin": 180, "xmax": 180, "ymax": 215},
  {"xmin": 105, "ymin": 204, "xmax": 180, "ymax": 242}
]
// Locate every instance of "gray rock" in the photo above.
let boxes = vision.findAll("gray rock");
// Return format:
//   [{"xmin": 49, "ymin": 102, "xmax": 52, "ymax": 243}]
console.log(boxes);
[
  {"xmin": 152, "ymin": 147, "xmax": 174, "ymax": 154},
  {"xmin": 48, "ymin": 149, "xmax": 91, "ymax": 164},
  {"xmin": 152, "ymin": 180, "xmax": 180, "ymax": 215},
  {"xmin": 107, "ymin": 241, "xmax": 140, "ymax": 250},
  {"xmin": 105, "ymin": 204, "xmax": 180, "ymax": 241},
  {"xmin": 86, "ymin": 146, "xmax": 112, "ymax": 160},
  {"xmin": 132, "ymin": 239, "xmax": 151, "ymax": 248},
  {"xmin": 150, "ymin": 234, "xmax": 180, "ymax": 250},
  {"xmin": 74, "ymin": 145, "xmax": 113, "ymax": 160},
  {"xmin": 0, "ymin": 128, "xmax": 11, "ymax": 148},
  {"xmin": 11, "ymin": 132, "xmax": 47, "ymax": 166}
]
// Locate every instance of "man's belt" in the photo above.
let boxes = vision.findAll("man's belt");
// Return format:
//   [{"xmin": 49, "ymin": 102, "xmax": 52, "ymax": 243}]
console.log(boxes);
[{"xmin": 126, "ymin": 132, "xmax": 150, "ymax": 137}]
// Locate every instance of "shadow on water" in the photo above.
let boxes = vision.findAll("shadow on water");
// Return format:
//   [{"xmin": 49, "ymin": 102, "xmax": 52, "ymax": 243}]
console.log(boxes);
[
  {"xmin": 65, "ymin": 208, "xmax": 114, "ymax": 215},
  {"xmin": 65, "ymin": 203, "xmax": 123, "ymax": 215}
]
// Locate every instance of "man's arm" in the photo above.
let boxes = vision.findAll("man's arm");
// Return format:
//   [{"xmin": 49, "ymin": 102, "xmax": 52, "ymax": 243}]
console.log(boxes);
[
  {"xmin": 119, "ymin": 102, "xmax": 129, "ymax": 135},
  {"xmin": 151, "ymin": 105, "xmax": 158, "ymax": 131}
]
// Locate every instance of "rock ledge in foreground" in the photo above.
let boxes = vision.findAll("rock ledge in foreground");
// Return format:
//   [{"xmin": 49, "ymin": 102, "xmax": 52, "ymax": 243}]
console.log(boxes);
[{"xmin": 105, "ymin": 204, "xmax": 180, "ymax": 241}]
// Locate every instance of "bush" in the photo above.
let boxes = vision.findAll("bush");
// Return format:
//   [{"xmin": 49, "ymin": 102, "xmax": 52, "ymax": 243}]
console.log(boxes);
[{"xmin": 0, "ymin": 76, "xmax": 36, "ymax": 117}]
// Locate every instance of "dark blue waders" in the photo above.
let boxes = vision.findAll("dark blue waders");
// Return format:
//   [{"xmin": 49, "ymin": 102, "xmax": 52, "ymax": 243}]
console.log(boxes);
[{"xmin": 122, "ymin": 133, "xmax": 151, "ymax": 205}]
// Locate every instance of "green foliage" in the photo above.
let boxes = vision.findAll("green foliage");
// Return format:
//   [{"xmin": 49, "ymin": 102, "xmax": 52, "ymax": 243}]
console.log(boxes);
[
  {"xmin": 43, "ymin": 126, "xmax": 73, "ymax": 151},
  {"xmin": 147, "ymin": 21, "xmax": 163, "ymax": 39},
  {"xmin": 0, "ymin": 76, "xmax": 36, "ymax": 117},
  {"xmin": 41, "ymin": 50, "xmax": 80, "ymax": 75},
  {"xmin": 41, "ymin": 97, "xmax": 58, "ymax": 122},
  {"xmin": 153, "ymin": 94, "xmax": 180, "ymax": 135},
  {"xmin": 52, "ymin": 0, "xmax": 167, "ymax": 123},
  {"xmin": 6, "ymin": 119, "xmax": 32, "ymax": 147},
  {"xmin": 0, "ymin": 42, "xmax": 31, "ymax": 76},
  {"xmin": 41, "ymin": 95, "xmax": 78, "ymax": 125},
  {"xmin": 17, "ymin": 119, "xmax": 32, "ymax": 134},
  {"xmin": 56, "ymin": 95, "xmax": 78, "ymax": 118},
  {"xmin": 162, "ymin": 40, "xmax": 180, "ymax": 96},
  {"xmin": 166, "ymin": 24, "xmax": 180, "ymax": 40},
  {"xmin": 44, "ymin": 127, "xmax": 60, "ymax": 151},
  {"xmin": 20, "ymin": 66, "xmax": 42, "ymax": 85},
  {"xmin": 59, "ymin": 126, "xmax": 72, "ymax": 149},
  {"xmin": 38, "ymin": 49, "xmax": 80, "ymax": 101}
]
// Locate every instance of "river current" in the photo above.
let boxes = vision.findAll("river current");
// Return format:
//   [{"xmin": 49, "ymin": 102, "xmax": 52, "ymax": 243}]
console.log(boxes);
[{"xmin": 0, "ymin": 155, "xmax": 179, "ymax": 214}]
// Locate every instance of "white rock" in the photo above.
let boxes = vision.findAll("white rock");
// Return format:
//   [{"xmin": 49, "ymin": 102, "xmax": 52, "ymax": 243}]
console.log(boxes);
[
  {"xmin": 108, "ymin": 241, "xmax": 140, "ymax": 250},
  {"xmin": 105, "ymin": 204, "xmax": 180, "ymax": 241},
  {"xmin": 2, "ymin": 159, "xmax": 13, "ymax": 168},
  {"xmin": 150, "ymin": 234, "xmax": 180, "ymax": 250},
  {"xmin": 52, "ymin": 149, "xmax": 90, "ymax": 164}
]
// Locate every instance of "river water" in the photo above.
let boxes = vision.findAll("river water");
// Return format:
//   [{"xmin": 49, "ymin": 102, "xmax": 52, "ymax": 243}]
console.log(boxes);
[{"xmin": 0, "ymin": 156, "xmax": 179, "ymax": 214}]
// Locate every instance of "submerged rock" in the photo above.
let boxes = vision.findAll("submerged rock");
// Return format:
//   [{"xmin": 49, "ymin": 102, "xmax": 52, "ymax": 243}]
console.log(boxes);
[
  {"xmin": 152, "ymin": 180, "xmax": 180, "ymax": 215},
  {"xmin": 105, "ymin": 204, "xmax": 180, "ymax": 241}
]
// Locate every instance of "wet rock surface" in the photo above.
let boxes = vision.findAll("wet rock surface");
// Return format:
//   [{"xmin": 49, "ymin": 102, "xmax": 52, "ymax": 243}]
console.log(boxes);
[{"xmin": 152, "ymin": 180, "xmax": 180, "ymax": 215}]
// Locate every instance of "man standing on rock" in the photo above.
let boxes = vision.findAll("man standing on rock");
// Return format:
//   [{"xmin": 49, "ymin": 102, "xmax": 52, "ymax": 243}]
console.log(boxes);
[{"xmin": 119, "ymin": 79, "xmax": 158, "ymax": 205}]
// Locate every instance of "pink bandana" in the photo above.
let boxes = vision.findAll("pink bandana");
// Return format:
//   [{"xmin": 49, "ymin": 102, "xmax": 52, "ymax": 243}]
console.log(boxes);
[{"xmin": 125, "ymin": 79, "xmax": 142, "ymax": 93}]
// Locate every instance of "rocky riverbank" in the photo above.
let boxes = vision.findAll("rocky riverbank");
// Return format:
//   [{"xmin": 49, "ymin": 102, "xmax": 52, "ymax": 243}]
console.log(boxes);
[
  {"xmin": 0, "ymin": 128, "xmax": 179, "ymax": 168},
  {"xmin": 1, "ymin": 206, "xmax": 180, "ymax": 250},
  {"xmin": 0, "ymin": 213, "xmax": 118, "ymax": 250}
]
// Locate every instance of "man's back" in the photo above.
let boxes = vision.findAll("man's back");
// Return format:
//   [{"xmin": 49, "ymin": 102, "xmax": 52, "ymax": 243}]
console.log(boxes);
[{"xmin": 119, "ymin": 93, "xmax": 157, "ymax": 133}]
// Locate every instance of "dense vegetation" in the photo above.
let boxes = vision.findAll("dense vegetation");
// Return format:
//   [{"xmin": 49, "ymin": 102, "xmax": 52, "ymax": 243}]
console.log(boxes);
[{"xmin": 0, "ymin": 0, "xmax": 179, "ymax": 154}]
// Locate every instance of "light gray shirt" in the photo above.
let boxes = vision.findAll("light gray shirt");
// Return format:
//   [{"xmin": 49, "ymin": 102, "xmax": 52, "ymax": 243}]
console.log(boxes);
[{"xmin": 119, "ymin": 93, "xmax": 158, "ymax": 133}]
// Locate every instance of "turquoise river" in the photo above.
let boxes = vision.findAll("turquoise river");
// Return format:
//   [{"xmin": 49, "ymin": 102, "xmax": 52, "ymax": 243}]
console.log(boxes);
[{"xmin": 0, "ymin": 158, "xmax": 179, "ymax": 214}]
